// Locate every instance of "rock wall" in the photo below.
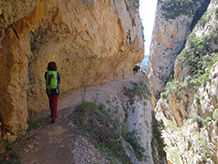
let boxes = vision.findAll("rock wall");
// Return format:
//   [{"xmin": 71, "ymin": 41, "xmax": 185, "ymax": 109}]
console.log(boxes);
[
  {"xmin": 0, "ymin": 0, "xmax": 144, "ymax": 141},
  {"xmin": 147, "ymin": 0, "xmax": 210, "ymax": 107},
  {"xmin": 153, "ymin": 0, "xmax": 218, "ymax": 163},
  {"xmin": 91, "ymin": 73, "xmax": 165, "ymax": 164}
]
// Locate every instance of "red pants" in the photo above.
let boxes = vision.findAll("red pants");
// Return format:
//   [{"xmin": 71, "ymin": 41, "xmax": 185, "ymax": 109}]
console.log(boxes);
[{"xmin": 49, "ymin": 95, "xmax": 59, "ymax": 121}]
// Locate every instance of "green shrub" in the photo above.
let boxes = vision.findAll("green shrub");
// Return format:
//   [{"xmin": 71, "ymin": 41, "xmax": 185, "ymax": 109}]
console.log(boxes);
[
  {"xmin": 124, "ymin": 81, "xmax": 149, "ymax": 104},
  {"xmin": 151, "ymin": 112, "xmax": 166, "ymax": 161},
  {"xmin": 0, "ymin": 142, "xmax": 21, "ymax": 164},
  {"xmin": 4, "ymin": 141, "xmax": 13, "ymax": 150},
  {"xmin": 182, "ymin": 32, "xmax": 218, "ymax": 78},
  {"xmin": 203, "ymin": 117, "xmax": 212, "ymax": 124},
  {"xmin": 161, "ymin": 79, "xmax": 188, "ymax": 99},
  {"xmin": 72, "ymin": 102, "xmax": 147, "ymax": 163},
  {"xmin": 124, "ymin": 130, "xmax": 147, "ymax": 162},
  {"xmin": 161, "ymin": 92, "xmax": 168, "ymax": 99},
  {"xmin": 161, "ymin": 67, "xmax": 211, "ymax": 100},
  {"xmin": 181, "ymin": 34, "xmax": 211, "ymax": 76},
  {"xmin": 27, "ymin": 121, "xmax": 39, "ymax": 131},
  {"xmin": 194, "ymin": 115, "xmax": 203, "ymax": 128},
  {"xmin": 212, "ymin": 108, "xmax": 218, "ymax": 121},
  {"xmin": 198, "ymin": 15, "xmax": 211, "ymax": 27},
  {"xmin": 215, "ymin": 7, "xmax": 218, "ymax": 19},
  {"xmin": 194, "ymin": 94, "xmax": 200, "ymax": 104},
  {"xmin": 124, "ymin": 82, "xmax": 141, "ymax": 104},
  {"xmin": 162, "ymin": 3, "xmax": 218, "ymax": 96},
  {"xmin": 169, "ymin": 147, "xmax": 180, "ymax": 164},
  {"xmin": 160, "ymin": 0, "xmax": 199, "ymax": 19},
  {"xmin": 177, "ymin": 31, "xmax": 218, "ymax": 89}
]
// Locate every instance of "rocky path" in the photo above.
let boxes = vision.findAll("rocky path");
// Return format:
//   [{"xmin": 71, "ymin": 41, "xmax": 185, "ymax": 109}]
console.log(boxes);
[{"xmin": 18, "ymin": 72, "xmax": 145, "ymax": 164}]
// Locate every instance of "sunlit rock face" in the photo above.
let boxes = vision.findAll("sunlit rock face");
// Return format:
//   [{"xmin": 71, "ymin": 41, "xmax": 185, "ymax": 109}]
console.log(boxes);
[
  {"xmin": 155, "ymin": 61, "xmax": 218, "ymax": 164},
  {"xmin": 91, "ymin": 74, "xmax": 161, "ymax": 164},
  {"xmin": 0, "ymin": 0, "xmax": 143, "ymax": 141},
  {"xmin": 147, "ymin": 0, "xmax": 208, "ymax": 107},
  {"xmin": 153, "ymin": 0, "xmax": 218, "ymax": 163}
]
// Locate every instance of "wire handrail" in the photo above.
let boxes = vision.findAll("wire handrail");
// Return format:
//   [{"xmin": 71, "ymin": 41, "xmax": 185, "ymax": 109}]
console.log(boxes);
[{"xmin": 0, "ymin": 81, "xmax": 45, "ymax": 99}]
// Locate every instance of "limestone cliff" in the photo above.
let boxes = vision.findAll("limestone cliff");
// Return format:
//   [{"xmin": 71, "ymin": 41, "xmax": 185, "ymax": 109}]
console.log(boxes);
[
  {"xmin": 153, "ymin": 0, "xmax": 218, "ymax": 163},
  {"xmin": 93, "ymin": 74, "xmax": 155, "ymax": 164},
  {"xmin": 0, "ymin": 0, "xmax": 144, "ymax": 141},
  {"xmin": 147, "ymin": 0, "xmax": 210, "ymax": 107},
  {"xmin": 77, "ymin": 73, "xmax": 166, "ymax": 164}
]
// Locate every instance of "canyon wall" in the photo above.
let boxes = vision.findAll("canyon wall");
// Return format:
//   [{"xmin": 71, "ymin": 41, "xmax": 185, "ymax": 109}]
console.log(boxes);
[
  {"xmin": 89, "ymin": 73, "xmax": 166, "ymax": 164},
  {"xmin": 147, "ymin": 0, "xmax": 210, "ymax": 107},
  {"xmin": 0, "ymin": 0, "xmax": 144, "ymax": 141},
  {"xmin": 150, "ymin": 0, "xmax": 218, "ymax": 163}
]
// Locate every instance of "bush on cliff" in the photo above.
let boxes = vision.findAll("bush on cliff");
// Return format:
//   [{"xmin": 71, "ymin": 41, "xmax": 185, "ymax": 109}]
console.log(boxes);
[
  {"xmin": 0, "ymin": 141, "xmax": 21, "ymax": 164},
  {"xmin": 161, "ymin": 30, "xmax": 218, "ymax": 100},
  {"xmin": 72, "ymin": 102, "xmax": 147, "ymax": 163},
  {"xmin": 160, "ymin": 0, "xmax": 199, "ymax": 19},
  {"xmin": 151, "ymin": 111, "xmax": 166, "ymax": 163}
]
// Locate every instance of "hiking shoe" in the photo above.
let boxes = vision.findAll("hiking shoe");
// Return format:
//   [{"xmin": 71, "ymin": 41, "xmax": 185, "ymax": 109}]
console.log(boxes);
[{"xmin": 51, "ymin": 120, "xmax": 56, "ymax": 123}]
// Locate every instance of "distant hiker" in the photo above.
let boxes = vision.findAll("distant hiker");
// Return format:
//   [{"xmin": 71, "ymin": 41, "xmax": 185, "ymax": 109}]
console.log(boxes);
[
  {"xmin": 137, "ymin": 66, "xmax": 140, "ymax": 72},
  {"xmin": 45, "ymin": 61, "xmax": 61, "ymax": 123},
  {"xmin": 133, "ymin": 66, "xmax": 137, "ymax": 75}
]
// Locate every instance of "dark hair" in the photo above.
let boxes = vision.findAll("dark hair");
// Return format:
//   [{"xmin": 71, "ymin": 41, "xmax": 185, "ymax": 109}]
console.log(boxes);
[{"xmin": 47, "ymin": 61, "xmax": 57, "ymax": 71}]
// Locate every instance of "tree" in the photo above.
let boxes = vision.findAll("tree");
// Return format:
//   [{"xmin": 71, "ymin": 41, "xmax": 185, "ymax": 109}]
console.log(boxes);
[{"xmin": 79, "ymin": 60, "xmax": 105, "ymax": 103}]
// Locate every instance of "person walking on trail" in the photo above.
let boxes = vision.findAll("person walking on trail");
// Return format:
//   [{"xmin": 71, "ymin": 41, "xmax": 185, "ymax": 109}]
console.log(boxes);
[
  {"xmin": 133, "ymin": 67, "xmax": 136, "ymax": 75},
  {"xmin": 133, "ymin": 66, "xmax": 138, "ymax": 75},
  {"xmin": 45, "ymin": 61, "xmax": 61, "ymax": 123}
]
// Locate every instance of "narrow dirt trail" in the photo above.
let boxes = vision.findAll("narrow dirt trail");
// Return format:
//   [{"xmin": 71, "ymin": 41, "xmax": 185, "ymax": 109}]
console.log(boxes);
[{"xmin": 19, "ymin": 72, "xmax": 145, "ymax": 164}]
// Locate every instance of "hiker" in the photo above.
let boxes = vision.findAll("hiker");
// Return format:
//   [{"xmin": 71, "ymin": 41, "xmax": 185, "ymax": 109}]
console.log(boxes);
[
  {"xmin": 45, "ymin": 61, "xmax": 61, "ymax": 123},
  {"xmin": 136, "ymin": 66, "xmax": 138, "ymax": 73},
  {"xmin": 133, "ymin": 66, "xmax": 137, "ymax": 75},
  {"xmin": 137, "ymin": 66, "xmax": 140, "ymax": 72}
]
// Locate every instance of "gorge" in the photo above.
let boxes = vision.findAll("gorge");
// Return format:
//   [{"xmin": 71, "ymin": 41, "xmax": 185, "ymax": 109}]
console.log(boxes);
[
  {"xmin": 1, "ymin": 0, "xmax": 218, "ymax": 163},
  {"xmin": 0, "ymin": 0, "xmax": 144, "ymax": 142},
  {"xmin": 148, "ymin": 0, "xmax": 218, "ymax": 163}
]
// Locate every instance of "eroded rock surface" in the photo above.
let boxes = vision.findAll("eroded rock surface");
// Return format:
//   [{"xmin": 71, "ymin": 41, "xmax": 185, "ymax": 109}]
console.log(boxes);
[
  {"xmin": 154, "ymin": 0, "xmax": 218, "ymax": 163},
  {"xmin": 0, "ymin": 0, "xmax": 143, "ymax": 141},
  {"xmin": 147, "ymin": 0, "xmax": 209, "ymax": 107}
]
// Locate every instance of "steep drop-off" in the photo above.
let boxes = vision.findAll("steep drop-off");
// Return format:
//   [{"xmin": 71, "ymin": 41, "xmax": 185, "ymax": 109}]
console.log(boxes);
[
  {"xmin": 0, "ymin": 0, "xmax": 144, "ymax": 141},
  {"xmin": 148, "ymin": 0, "xmax": 210, "ymax": 107},
  {"xmin": 18, "ymin": 73, "xmax": 154, "ymax": 164},
  {"xmin": 150, "ymin": 0, "xmax": 218, "ymax": 163}
]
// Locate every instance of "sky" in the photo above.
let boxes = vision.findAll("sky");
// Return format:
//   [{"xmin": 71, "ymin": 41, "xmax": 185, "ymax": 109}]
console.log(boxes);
[{"xmin": 139, "ymin": 0, "xmax": 158, "ymax": 56}]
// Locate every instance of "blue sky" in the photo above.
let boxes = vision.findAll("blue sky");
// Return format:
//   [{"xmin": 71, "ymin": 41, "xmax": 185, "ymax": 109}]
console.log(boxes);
[{"xmin": 139, "ymin": 0, "xmax": 157, "ymax": 55}]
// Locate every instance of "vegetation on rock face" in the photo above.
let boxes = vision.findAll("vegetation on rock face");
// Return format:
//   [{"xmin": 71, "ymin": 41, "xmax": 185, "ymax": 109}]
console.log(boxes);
[
  {"xmin": 194, "ymin": 115, "xmax": 204, "ymax": 128},
  {"xmin": 27, "ymin": 121, "xmax": 39, "ymax": 131},
  {"xmin": 133, "ymin": 0, "xmax": 140, "ymax": 11},
  {"xmin": 0, "ymin": 141, "xmax": 21, "ymax": 164},
  {"xmin": 179, "ymin": 28, "xmax": 218, "ymax": 85},
  {"xmin": 158, "ymin": 0, "xmax": 215, "ymax": 98},
  {"xmin": 198, "ymin": 14, "xmax": 211, "ymax": 27},
  {"xmin": 180, "ymin": 33, "xmax": 218, "ymax": 78},
  {"xmin": 160, "ymin": 0, "xmax": 199, "ymax": 19},
  {"xmin": 0, "ymin": 120, "xmax": 39, "ymax": 163},
  {"xmin": 151, "ymin": 112, "xmax": 166, "ymax": 163},
  {"xmin": 124, "ymin": 81, "xmax": 150, "ymax": 104},
  {"xmin": 161, "ymin": 28, "xmax": 218, "ymax": 99},
  {"xmin": 169, "ymin": 147, "xmax": 181, "ymax": 164},
  {"xmin": 153, "ymin": 0, "xmax": 218, "ymax": 163},
  {"xmin": 123, "ymin": 130, "xmax": 147, "ymax": 162},
  {"xmin": 215, "ymin": 7, "xmax": 218, "ymax": 19},
  {"xmin": 72, "ymin": 102, "xmax": 147, "ymax": 163},
  {"xmin": 212, "ymin": 108, "xmax": 218, "ymax": 121}
]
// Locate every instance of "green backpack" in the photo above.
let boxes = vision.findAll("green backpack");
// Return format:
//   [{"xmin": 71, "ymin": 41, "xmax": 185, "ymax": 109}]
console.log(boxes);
[{"xmin": 46, "ymin": 71, "xmax": 57, "ymax": 89}]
